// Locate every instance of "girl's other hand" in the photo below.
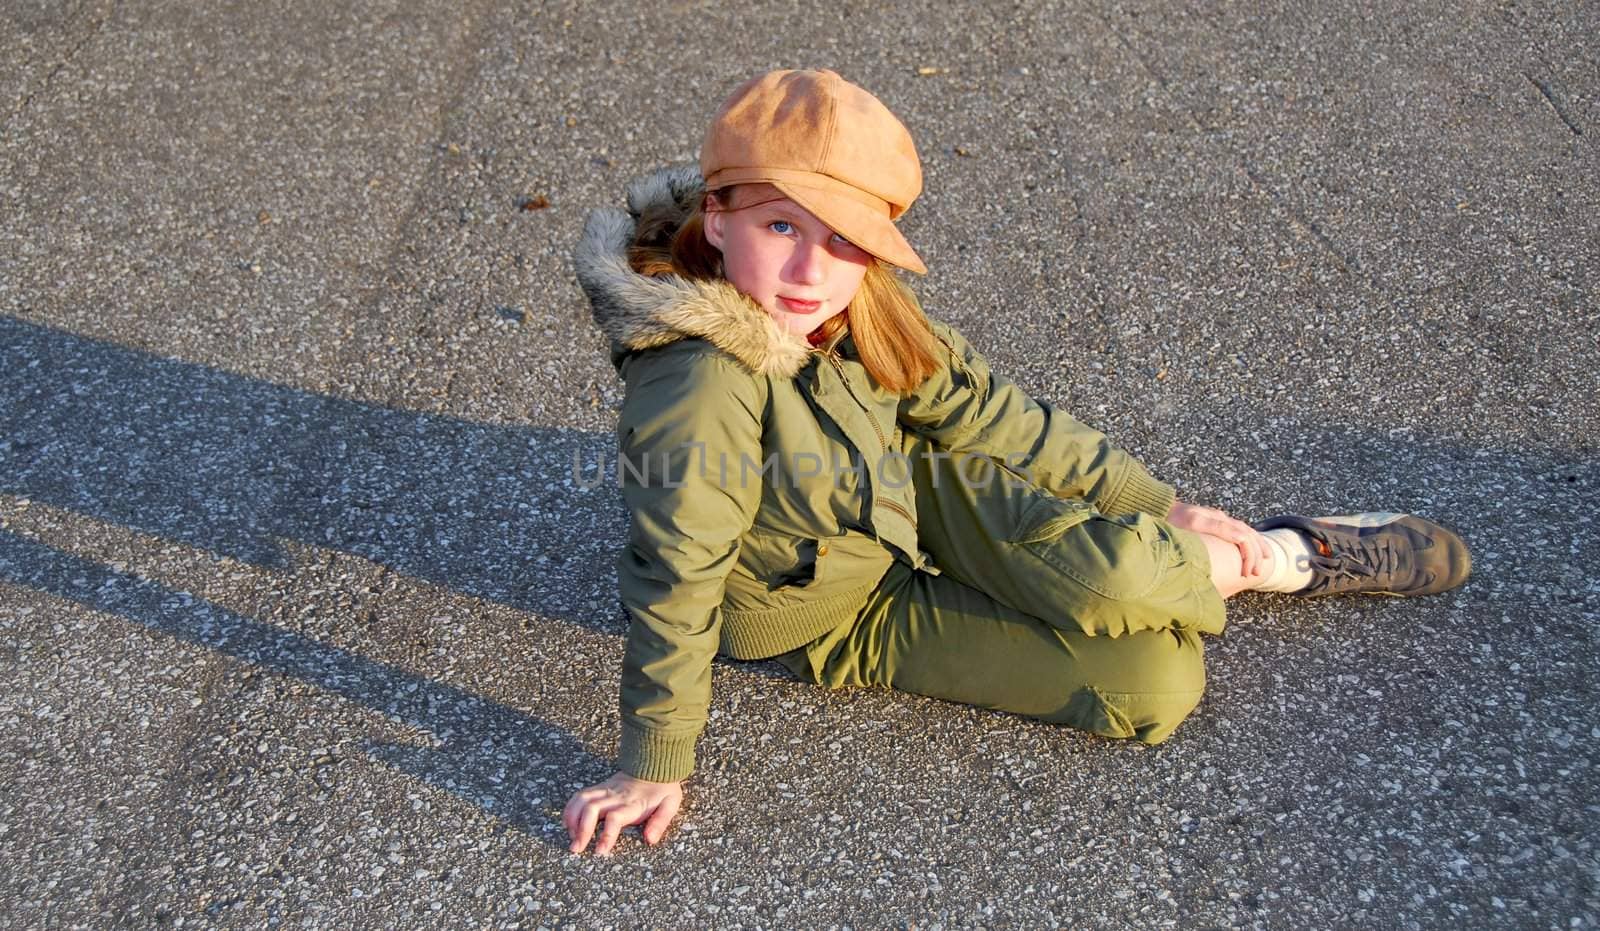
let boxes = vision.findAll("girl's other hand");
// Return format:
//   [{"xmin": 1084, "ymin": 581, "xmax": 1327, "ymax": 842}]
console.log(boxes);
[
  {"xmin": 562, "ymin": 771, "xmax": 684, "ymax": 857},
  {"xmin": 1166, "ymin": 500, "xmax": 1271, "ymax": 578}
]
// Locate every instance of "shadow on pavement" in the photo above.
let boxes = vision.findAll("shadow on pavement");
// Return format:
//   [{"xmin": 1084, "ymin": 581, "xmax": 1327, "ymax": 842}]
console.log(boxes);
[
  {"xmin": 0, "ymin": 529, "xmax": 595, "ymax": 843},
  {"xmin": 0, "ymin": 315, "xmax": 636, "ymax": 842},
  {"xmin": 0, "ymin": 315, "xmax": 623, "ymax": 626}
]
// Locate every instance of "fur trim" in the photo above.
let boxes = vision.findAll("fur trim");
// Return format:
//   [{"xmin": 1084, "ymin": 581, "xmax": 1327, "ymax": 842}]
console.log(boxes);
[{"xmin": 574, "ymin": 164, "xmax": 814, "ymax": 378}]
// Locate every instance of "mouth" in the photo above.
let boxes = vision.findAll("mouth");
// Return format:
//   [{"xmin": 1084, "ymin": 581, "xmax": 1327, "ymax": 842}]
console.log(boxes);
[{"xmin": 777, "ymin": 296, "xmax": 823, "ymax": 314}]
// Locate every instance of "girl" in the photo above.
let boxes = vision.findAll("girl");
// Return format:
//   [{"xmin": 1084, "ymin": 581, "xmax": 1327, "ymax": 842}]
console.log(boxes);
[{"xmin": 564, "ymin": 69, "xmax": 1471, "ymax": 858}]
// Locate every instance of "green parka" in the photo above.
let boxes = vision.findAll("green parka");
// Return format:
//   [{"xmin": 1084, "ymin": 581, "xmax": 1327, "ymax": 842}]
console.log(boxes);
[{"xmin": 575, "ymin": 166, "xmax": 1178, "ymax": 782}]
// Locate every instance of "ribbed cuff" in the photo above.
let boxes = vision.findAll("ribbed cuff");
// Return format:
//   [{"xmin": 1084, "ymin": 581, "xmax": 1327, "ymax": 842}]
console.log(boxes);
[
  {"xmin": 1105, "ymin": 457, "xmax": 1176, "ymax": 519},
  {"xmin": 618, "ymin": 721, "xmax": 698, "ymax": 783}
]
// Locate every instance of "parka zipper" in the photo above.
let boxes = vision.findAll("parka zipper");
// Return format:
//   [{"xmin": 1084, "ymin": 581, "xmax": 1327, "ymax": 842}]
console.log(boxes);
[
  {"xmin": 879, "ymin": 496, "xmax": 916, "ymax": 523},
  {"xmin": 818, "ymin": 349, "xmax": 916, "ymax": 525},
  {"xmin": 820, "ymin": 351, "xmax": 887, "ymax": 451}
]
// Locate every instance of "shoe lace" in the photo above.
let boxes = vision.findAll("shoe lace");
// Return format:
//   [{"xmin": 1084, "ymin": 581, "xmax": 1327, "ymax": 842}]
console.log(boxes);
[{"xmin": 1306, "ymin": 532, "xmax": 1399, "ymax": 592}]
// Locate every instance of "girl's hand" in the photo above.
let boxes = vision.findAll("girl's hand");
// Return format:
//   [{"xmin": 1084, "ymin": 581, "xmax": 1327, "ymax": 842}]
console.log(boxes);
[
  {"xmin": 1167, "ymin": 500, "xmax": 1270, "ymax": 578},
  {"xmin": 562, "ymin": 771, "xmax": 683, "ymax": 857}
]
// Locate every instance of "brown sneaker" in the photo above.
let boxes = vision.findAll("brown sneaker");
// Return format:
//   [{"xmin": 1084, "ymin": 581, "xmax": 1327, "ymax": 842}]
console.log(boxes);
[{"xmin": 1251, "ymin": 512, "xmax": 1472, "ymax": 597}]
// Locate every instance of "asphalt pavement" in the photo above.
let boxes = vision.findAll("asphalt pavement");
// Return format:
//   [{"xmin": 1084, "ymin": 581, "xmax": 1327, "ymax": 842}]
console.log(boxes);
[{"xmin": 2, "ymin": 1, "xmax": 1597, "ymax": 928}]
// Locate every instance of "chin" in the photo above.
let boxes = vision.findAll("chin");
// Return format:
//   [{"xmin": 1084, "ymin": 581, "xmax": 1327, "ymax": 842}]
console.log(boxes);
[
  {"xmin": 767, "ymin": 312, "xmax": 812, "ymax": 336},
  {"xmin": 772, "ymin": 309, "xmax": 836, "ymax": 337}
]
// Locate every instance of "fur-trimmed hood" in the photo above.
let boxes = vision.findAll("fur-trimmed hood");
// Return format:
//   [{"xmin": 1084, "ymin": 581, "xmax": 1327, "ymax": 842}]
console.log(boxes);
[{"xmin": 573, "ymin": 164, "xmax": 816, "ymax": 378}]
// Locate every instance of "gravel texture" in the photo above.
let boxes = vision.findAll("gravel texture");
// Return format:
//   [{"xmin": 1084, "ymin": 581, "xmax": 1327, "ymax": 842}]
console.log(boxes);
[{"xmin": 1, "ymin": 1, "xmax": 1596, "ymax": 928}]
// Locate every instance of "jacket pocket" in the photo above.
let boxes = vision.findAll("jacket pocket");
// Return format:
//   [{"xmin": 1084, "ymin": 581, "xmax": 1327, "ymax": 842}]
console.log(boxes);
[
  {"xmin": 726, "ymin": 524, "xmax": 895, "ymax": 611},
  {"xmin": 736, "ymin": 525, "xmax": 824, "ymax": 592},
  {"xmin": 769, "ymin": 533, "xmax": 856, "ymax": 590},
  {"xmin": 777, "ymin": 537, "xmax": 823, "ymax": 590}
]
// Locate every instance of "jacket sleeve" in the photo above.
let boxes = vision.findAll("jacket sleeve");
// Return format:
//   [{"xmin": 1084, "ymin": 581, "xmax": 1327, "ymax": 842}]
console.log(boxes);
[
  {"xmin": 898, "ymin": 319, "xmax": 1175, "ymax": 518},
  {"xmin": 611, "ymin": 342, "xmax": 764, "ymax": 782}
]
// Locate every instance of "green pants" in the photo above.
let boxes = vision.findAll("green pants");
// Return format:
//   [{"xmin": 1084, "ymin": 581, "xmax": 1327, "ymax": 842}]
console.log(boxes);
[{"xmin": 776, "ymin": 435, "xmax": 1228, "ymax": 744}]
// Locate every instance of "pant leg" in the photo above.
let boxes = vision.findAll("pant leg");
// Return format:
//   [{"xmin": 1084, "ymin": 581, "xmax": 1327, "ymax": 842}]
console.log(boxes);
[
  {"xmin": 898, "ymin": 431, "xmax": 1227, "ymax": 639},
  {"xmin": 775, "ymin": 560, "xmax": 1206, "ymax": 743}
]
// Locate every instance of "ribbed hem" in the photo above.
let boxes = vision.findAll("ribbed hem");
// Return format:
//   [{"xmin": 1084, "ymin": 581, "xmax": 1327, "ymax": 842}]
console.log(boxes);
[
  {"xmin": 718, "ymin": 580, "xmax": 879, "ymax": 660},
  {"xmin": 618, "ymin": 721, "xmax": 698, "ymax": 783},
  {"xmin": 1104, "ymin": 457, "xmax": 1176, "ymax": 519}
]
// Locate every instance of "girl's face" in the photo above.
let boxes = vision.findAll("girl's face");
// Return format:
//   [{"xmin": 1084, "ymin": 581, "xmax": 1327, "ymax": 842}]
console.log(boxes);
[{"xmin": 703, "ymin": 184, "xmax": 873, "ymax": 337}]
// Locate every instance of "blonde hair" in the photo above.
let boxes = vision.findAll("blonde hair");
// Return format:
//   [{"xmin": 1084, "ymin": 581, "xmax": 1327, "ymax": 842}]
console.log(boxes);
[{"xmin": 628, "ymin": 186, "xmax": 942, "ymax": 395}]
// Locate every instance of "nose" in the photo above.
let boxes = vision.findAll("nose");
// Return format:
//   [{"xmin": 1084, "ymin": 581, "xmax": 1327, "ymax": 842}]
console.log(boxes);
[{"xmin": 784, "ymin": 240, "xmax": 828, "ymax": 286}]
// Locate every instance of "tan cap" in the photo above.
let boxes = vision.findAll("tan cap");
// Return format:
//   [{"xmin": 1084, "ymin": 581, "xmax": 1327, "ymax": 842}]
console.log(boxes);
[{"xmin": 700, "ymin": 69, "xmax": 926, "ymax": 275}]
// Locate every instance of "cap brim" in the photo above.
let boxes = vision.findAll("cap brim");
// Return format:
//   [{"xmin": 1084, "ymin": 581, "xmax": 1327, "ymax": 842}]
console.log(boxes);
[{"xmin": 766, "ymin": 179, "xmax": 927, "ymax": 275}]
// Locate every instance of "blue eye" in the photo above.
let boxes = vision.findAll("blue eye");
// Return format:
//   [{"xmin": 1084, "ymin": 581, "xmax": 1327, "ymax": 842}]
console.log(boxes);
[{"xmin": 769, "ymin": 220, "xmax": 793, "ymax": 234}]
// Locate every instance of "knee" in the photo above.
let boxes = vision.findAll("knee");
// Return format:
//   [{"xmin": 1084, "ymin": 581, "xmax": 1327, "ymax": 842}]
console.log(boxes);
[
  {"xmin": 1126, "ymin": 680, "xmax": 1205, "ymax": 744},
  {"xmin": 1053, "ymin": 630, "xmax": 1207, "ymax": 744},
  {"xmin": 1126, "ymin": 628, "xmax": 1206, "ymax": 742},
  {"xmin": 1127, "ymin": 628, "xmax": 1207, "ymax": 693}
]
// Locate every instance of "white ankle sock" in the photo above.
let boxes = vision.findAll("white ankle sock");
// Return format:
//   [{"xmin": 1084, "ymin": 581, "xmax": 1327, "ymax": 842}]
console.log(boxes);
[{"xmin": 1255, "ymin": 528, "xmax": 1318, "ymax": 593}]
